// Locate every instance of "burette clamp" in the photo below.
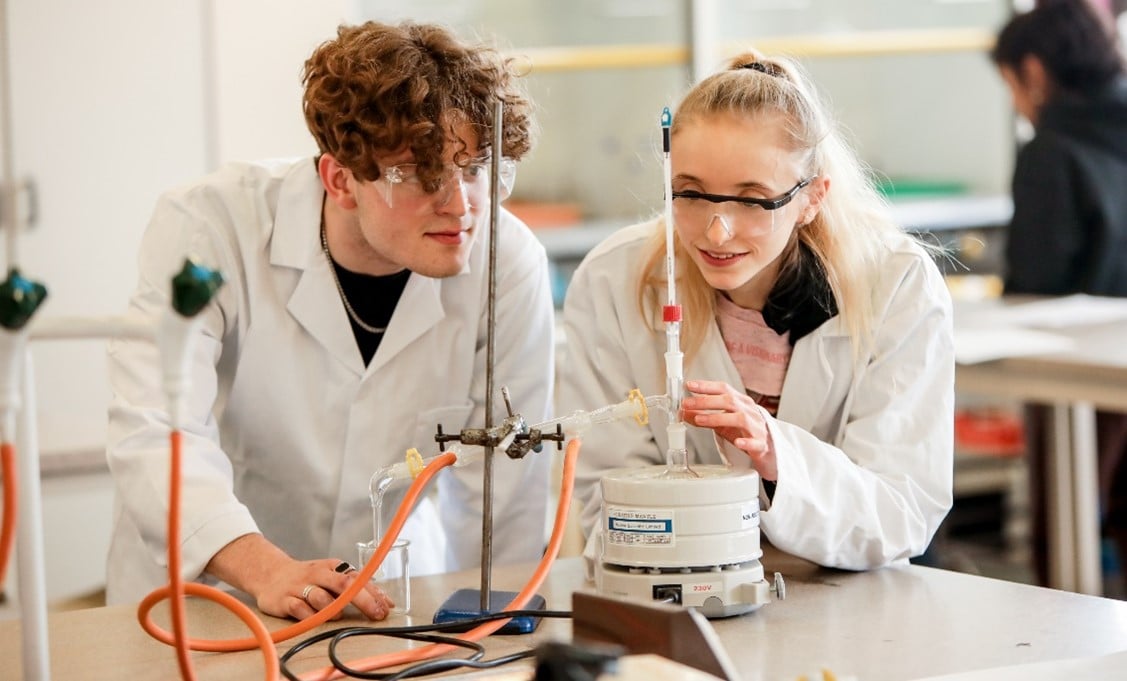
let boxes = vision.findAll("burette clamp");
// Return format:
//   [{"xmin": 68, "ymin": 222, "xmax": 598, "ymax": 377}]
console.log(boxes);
[{"xmin": 433, "ymin": 385, "xmax": 567, "ymax": 460}]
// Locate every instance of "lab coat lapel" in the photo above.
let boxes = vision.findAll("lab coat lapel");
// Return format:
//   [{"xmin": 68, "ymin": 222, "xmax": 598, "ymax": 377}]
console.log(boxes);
[
  {"xmin": 364, "ymin": 274, "xmax": 444, "ymax": 375},
  {"xmin": 776, "ymin": 315, "xmax": 849, "ymax": 434},
  {"xmin": 288, "ymin": 255, "xmax": 366, "ymax": 376}
]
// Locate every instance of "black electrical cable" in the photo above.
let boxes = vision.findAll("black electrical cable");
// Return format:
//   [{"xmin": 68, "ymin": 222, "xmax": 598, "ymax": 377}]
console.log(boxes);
[
  {"xmin": 279, "ymin": 608, "xmax": 572, "ymax": 681},
  {"xmin": 330, "ymin": 631, "xmax": 487, "ymax": 680},
  {"xmin": 327, "ymin": 609, "xmax": 573, "ymax": 680},
  {"xmin": 370, "ymin": 649, "xmax": 536, "ymax": 681},
  {"xmin": 281, "ymin": 628, "xmax": 351, "ymax": 681},
  {"xmin": 279, "ymin": 629, "xmax": 483, "ymax": 681}
]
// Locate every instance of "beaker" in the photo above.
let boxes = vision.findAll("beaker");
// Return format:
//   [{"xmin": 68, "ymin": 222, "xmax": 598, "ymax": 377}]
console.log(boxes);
[{"xmin": 357, "ymin": 538, "xmax": 410, "ymax": 615}]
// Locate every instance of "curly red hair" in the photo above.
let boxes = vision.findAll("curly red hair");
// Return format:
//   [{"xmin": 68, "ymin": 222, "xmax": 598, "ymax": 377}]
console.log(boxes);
[{"xmin": 302, "ymin": 21, "xmax": 534, "ymax": 190}]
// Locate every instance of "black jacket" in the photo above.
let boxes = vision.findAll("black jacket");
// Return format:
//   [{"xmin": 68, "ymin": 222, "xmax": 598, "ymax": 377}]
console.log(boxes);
[{"xmin": 1004, "ymin": 78, "xmax": 1127, "ymax": 296}]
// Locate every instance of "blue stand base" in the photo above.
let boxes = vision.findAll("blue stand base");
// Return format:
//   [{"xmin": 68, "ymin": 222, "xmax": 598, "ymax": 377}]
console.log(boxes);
[{"xmin": 432, "ymin": 588, "xmax": 546, "ymax": 635}]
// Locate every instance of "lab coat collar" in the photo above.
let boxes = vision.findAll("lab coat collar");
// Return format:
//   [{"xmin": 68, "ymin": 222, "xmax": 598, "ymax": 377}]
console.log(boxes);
[
  {"xmin": 267, "ymin": 160, "xmax": 356, "ymax": 373},
  {"xmin": 270, "ymin": 158, "xmax": 323, "ymax": 269},
  {"xmin": 272, "ymin": 158, "xmax": 447, "ymax": 377}
]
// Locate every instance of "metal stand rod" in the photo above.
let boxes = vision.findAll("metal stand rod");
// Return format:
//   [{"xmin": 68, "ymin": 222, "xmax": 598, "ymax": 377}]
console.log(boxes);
[
  {"xmin": 1048, "ymin": 403, "xmax": 1075, "ymax": 591},
  {"xmin": 0, "ymin": 0, "xmax": 20, "ymax": 267},
  {"xmin": 17, "ymin": 352, "xmax": 50, "ymax": 679},
  {"xmin": 1071, "ymin": 401, "xmax": 1102, "ymax": 595},
  {"xmin": 1, "ymin": 4, "xmax": 49, "ymax": 664},
  {"xmin": 479, "ymin": 97, "xmax": 505, "ymax": 611}
]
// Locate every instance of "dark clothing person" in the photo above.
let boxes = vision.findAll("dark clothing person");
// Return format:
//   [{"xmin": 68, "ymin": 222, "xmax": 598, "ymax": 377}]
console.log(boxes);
[
  {"xmin": 1010, "ymin": 79, "xmax": 1127, "ymax": 594},
  {"xmin": 1004, "ymin": 79, "xmax": 1127, "ymax": 296},
  {"xmin": 993, "ymin": 0, "xmax": 1127, "ymax": 596}
]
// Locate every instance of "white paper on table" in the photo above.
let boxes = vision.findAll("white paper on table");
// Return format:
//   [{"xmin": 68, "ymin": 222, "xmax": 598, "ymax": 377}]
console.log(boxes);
[
  {"xmin": 911, "ymin": 649, "xmax": 1127, "ymax": 681},
  {"xmin": 954, "ymin": 326, "xmax": 1075, "ymax": 365},
  {"xmin": 991, "ymin": 294, "xmax": 1127, "ymax": 329}
]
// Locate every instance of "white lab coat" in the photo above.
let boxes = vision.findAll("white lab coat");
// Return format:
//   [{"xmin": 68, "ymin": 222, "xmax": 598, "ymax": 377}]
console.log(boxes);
[
  {"xmin": 105, "ymin": 158, "xmax": 555, "ymax": 604},
  {"xmin": 560, "ymin": 220, "xmax": 954, "ymax": 571}
]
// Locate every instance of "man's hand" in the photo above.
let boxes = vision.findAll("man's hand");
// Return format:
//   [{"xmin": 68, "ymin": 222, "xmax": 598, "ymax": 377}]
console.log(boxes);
[{"xmin": 205, "ymin": 533, "xmax": 394, "ymax": 620}]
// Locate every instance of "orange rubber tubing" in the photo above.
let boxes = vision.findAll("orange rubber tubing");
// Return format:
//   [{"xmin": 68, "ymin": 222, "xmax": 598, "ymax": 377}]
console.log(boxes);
[
  {"xmin": 0, "ymin": 441, "xmax": 16, "ymax": 595},
  {"xmin": 298, "ymin": 436, "xmax": 583, "ymax": 681},
  {"xmin": 152, "ymin": 430, "xmax": 279, "ymax": 680},
  {"xmin": 138, "ymin": 430, "xmax": 459, "ymax": 678}
]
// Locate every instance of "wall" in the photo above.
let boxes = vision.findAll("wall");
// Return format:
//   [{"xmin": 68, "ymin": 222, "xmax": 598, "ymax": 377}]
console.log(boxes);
[
  {"xmin": 1, "ymin": 0, "xmax": 353, "ymax": 604},
  {"xmin": 357, "ymin": 0, "xmax": 690, "ymax": 223},
  {"xmin": 209, "ymin": 0, "xmax": 352, "ymax": 164},
  {"xmin": 0, "ymin": 469, "xmax": 115, "ymax": 614},
  {"xmin": 790, "ymin": 0, "xmax": 1013, "ymax": 197},
  {"xmin": 7, "ymin": 0, "xmax": 209, "ymax": 456},
  {"xmin": 359, "ymin": 0, "xmax": 1015, "ymax": 224},
  {"xmin": 4, "ymin": 0, "xmax": 353, "ymax": 462}
]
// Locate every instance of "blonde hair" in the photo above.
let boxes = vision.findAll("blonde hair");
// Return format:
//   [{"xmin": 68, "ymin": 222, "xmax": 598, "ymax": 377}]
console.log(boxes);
[{"xmin": 637, "ymin": 51, "xmax": 903, "ymax": 363}]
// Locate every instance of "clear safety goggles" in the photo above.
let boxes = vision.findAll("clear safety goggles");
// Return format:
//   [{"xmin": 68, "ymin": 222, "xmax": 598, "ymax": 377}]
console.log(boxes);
[
  {"xmin": 672, "ymin": 175, "xmax": 815, "ymax": 237},
  {"xmin": 376, "ymin": 157, "xmax": 517, "ymax": 209}
]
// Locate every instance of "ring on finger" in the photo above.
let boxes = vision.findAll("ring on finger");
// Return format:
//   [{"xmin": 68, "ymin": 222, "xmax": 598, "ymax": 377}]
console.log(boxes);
[{"xmin": 301, "ymin": 584, "xmax": 316, "ymax": 602}]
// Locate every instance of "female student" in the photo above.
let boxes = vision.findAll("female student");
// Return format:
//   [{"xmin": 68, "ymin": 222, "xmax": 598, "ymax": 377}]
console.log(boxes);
[{"xmin": 559, "ymin": 52, "xmax": 954, "ymax": 569}]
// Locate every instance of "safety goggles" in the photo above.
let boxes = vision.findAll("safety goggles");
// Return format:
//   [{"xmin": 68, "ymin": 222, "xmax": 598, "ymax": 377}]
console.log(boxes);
[
  {"xmin": 376, "ymin": 157, "xmax": 517, "ymax": 209},
  {"xmin": 672, "ymin": 175, "xmax": 815, "ymax": 237}
]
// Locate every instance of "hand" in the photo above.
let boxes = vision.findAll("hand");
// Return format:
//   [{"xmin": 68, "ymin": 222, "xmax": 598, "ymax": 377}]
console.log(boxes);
[
  {"xmin": 682, "ymin": 379, "xmax": 777, "ymax": 481},
  {"xmin": 262, "ymin": 557, "xmax": 396, "ymax": 622},
  {"xmin": 205, "ymin": 533, "xmax": 394, "ymax": 621}
]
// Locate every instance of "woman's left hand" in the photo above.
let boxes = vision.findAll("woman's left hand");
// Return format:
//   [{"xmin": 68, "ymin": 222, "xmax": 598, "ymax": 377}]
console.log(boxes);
[{"xmin": 682, "ymin": 379, "xmax": 777, "ymax": 481}]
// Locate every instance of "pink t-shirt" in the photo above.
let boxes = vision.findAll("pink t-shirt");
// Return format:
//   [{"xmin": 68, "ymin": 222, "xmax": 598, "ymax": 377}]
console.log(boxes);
[{"xmin": 715, "ymin": 294, "xmax": 792, "ymax": 415}]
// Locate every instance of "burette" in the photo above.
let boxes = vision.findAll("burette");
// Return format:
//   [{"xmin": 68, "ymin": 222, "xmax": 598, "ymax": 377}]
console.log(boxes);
[{"xmin": 661, "ymin": 107, "xmax": 694, "ymax": 477}]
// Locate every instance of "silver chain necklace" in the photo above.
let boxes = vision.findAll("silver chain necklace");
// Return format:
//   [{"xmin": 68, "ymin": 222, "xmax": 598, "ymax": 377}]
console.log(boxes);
[{"xmin": 320, "ymin": 223, "xmax": 388, "ymax": 335}]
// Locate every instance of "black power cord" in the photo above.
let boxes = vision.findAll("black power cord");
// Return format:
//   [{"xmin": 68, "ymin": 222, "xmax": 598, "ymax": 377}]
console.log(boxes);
[
  {"xmin": 279, "ymin": 608, "xmax": 572, "ymax": 681},
  {"xmin": 331, "ymin": 631, "xmax": 486, "ymax": 680}
]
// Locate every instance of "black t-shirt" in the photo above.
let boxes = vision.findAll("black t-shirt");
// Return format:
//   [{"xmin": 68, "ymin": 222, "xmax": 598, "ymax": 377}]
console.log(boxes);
[{"xmin": 330, "ymin": 261, "xmax": 412, "ymax": 365}]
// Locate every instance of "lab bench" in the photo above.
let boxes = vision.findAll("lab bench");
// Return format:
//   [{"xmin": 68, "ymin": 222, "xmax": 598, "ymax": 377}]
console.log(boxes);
[{"xmin": 4, "ymin": 551, "xmax": 1126, "ymax": 680}]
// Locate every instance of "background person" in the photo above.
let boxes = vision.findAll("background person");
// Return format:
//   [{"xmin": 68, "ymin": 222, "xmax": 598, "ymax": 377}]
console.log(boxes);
[
  {"xmin": 104, "ymin": 20, "xmax": 556, "ymax": 620},
  {"xmin": 991, "ymin": 0, "xmax": 1127, "ymax": 595},
  {"xmin": 559, "ymin": 51, "xmax": 954, "ymax": 571}
]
